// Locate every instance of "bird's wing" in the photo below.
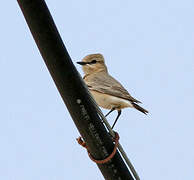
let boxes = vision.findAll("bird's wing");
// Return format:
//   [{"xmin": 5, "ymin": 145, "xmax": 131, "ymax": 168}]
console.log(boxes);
[{"xmin": 85, "ymin": 73, "xmax": 141, "ymax": 103}]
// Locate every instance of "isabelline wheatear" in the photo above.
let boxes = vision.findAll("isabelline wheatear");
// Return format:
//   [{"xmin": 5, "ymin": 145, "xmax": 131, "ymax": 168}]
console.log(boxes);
[{"xmin": 77, "ymin": 53, "xmax": 148, "ymax": 128}]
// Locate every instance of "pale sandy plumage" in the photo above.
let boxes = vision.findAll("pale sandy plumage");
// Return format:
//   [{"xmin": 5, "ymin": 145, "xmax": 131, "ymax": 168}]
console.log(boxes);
[{"xmin": 77, "ymin": 53, "xmax": 148, "ymax": 128}]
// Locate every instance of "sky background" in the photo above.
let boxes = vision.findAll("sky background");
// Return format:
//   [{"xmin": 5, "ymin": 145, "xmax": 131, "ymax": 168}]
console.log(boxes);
[{"xmin": 1, "ymin": 0, "xmax": 194, "ymax": 179}]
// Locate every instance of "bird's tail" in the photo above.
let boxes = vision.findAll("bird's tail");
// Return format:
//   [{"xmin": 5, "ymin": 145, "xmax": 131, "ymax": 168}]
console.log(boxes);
[{"xmin": 132, "ymin": 102, "xmax": 148, "ymax": 115}]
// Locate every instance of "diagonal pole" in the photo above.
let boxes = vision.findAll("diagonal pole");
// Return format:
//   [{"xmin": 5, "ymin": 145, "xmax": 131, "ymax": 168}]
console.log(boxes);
[{"xmin": 17, "ymin": 0, "xmax": 139, "ymax": 179}]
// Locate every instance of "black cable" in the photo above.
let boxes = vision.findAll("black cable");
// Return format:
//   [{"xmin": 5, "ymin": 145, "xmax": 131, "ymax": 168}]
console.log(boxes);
[{"xmin": 17, "ymin": 0, "xmax": 135, "ymax": 179}]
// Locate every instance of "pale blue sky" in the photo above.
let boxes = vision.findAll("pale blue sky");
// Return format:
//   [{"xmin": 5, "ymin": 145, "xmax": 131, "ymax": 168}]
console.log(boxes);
[{"xmin": 1, "ymin": 0, "xmax": 194, "ymax": 179}]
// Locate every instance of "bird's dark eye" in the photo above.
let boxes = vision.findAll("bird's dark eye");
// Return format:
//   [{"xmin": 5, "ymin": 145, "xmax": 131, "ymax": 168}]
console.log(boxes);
[
  {"xmin": 90, "ymin": 59, "xmax": 97, "ymax": 64},
  {"xmin": 90, "ymin": 60, "xmax": 97, "ymax": 64}
]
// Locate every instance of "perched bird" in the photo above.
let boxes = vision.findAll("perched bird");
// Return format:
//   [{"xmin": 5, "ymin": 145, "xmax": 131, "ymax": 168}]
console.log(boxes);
[{"xmin": 77, "ymin": 53, "xmax": 148, "ymax": 128}]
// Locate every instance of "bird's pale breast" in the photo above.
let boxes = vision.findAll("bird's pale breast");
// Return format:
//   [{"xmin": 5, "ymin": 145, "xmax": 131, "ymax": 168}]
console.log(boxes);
[{"xmin": 90, "ymin": 90, "xmax": 133, "ymax": 110}]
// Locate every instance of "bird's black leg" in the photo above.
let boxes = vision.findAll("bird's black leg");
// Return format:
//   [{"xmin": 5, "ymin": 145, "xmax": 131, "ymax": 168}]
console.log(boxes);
[
  {"xmin": 105, "ymin": 107, "xmax": 116, "ymax": 117},
  {"xmin": 111, "ymin": 110, "xmax": 121, "ymax": 129}
]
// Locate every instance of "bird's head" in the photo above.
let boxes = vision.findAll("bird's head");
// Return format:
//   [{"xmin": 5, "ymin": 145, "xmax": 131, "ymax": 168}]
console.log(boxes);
[{"xmin": 77, "ymin": 53, "xmax": 107, "ymax": 75}]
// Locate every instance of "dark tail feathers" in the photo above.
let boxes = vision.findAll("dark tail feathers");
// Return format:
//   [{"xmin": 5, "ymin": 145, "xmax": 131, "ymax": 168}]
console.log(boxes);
[{"xmin": 132, "ymin": 102, "xmax": 148, "ymax": 115}]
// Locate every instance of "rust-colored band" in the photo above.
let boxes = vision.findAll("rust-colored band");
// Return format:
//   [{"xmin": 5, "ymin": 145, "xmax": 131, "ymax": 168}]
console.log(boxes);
[{"xmin": 76, "ymin": 132, "xmax": 120, "ymax": 164}]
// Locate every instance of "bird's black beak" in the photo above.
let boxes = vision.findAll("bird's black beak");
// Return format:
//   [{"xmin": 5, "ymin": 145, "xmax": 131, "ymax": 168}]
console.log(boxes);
[{"xmin": 76, "ymin": 61, "xmax": 87, "ymax": 65}]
